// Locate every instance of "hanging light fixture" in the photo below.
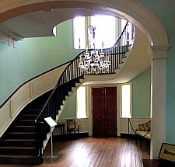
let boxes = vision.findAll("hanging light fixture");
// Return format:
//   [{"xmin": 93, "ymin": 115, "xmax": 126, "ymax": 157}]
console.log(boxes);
[
  {"xmin": 78, "ymin": 24, "xmax": 111, "ymax": 74},
  {"xmin": 78, "ymin": 49, "xmax": 111, "ymax": 74}
]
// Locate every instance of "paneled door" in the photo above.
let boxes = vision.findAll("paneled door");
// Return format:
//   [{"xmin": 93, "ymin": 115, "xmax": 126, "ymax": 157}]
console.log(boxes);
[{"xmin": 92, "ymin": 87, "xmax": 117, "ymax": 136}]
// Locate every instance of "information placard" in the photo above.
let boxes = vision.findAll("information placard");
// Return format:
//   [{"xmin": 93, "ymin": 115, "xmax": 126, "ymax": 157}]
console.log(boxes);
[{"xmin": 44, "ymin": 117, "xmax": 57, "ymax": 128}]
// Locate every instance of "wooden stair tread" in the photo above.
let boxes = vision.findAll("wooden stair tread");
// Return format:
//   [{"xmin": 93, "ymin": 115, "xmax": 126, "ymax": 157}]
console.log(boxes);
[
  {"xmin": 0, "ymin": 77, "xmax": 84, "ymax": 165},
  {"xmin": 12, "ymin": 125, "xmax": 35, "ymax": 127},
  {"xmin": 17, "ymin": 120, "xmax": 34, "ymax": 121},
  {"xmin": 0, "ymin": 91, "xmax": 54, "ymax": 165},
  {"xmin": 0, "ymin": 146, "xmax": 36, "ymax": 149},
  {"xmin": 0, "ymin": 154, "xmax": 36, "ymax": 158},
  {"xmin": 1, "ymin": 139, "xmax": 35, "ymax": 141},
  {"xmin": 8, "ymin": 132, "xmax": 35, "ymax": 134}
]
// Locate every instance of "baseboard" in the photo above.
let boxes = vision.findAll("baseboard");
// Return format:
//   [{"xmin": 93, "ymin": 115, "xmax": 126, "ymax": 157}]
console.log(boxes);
[
  {"xmin": 53, "ymin": 132, "xmax": 89, "ymax": 141},
  {"xmin": 143, "ymin": 159, "xmax": 175, "ymax": 167},
  {"xmin": 120, "ymin": 133, "xmax": 136, "ymax": 140}
]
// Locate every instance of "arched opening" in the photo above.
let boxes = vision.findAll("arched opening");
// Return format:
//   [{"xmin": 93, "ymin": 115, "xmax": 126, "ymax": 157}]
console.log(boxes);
[{"xmin": 0, "ymin": 0, "xmax": 168, "ymax": 159}]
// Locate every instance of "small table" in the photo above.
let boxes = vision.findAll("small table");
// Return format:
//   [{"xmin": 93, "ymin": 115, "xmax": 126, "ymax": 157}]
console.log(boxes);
[{"xmin": 55, "ymin": 122, "xmax": 65, "ymax": 135}]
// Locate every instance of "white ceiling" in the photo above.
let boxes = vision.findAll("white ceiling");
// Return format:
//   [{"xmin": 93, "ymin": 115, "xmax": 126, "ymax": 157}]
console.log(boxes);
[
  {"xmin": 0, "ymin": 7, "xmax": 122, "ymax": 39},
  {"xmin": 0, "ymin": 7, "xmax": 151, "ymax": 82}
]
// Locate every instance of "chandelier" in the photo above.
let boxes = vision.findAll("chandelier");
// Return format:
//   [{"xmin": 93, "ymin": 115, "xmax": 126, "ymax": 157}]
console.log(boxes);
[{"xmin": 78, "ymin": 49, "xmax": 111, "ymax": 74}]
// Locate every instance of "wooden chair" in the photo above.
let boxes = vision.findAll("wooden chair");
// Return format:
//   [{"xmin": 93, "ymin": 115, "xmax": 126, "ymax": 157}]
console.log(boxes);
[{"xmin": 67, "ymin": 119, "xmax": 79, "ymax": 134}]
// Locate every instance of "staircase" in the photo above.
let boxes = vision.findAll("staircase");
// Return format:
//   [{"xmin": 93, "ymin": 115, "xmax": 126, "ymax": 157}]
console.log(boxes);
[
  {"xmin": 0, "ymin": 77, "xmax": 83, "ymax": 165},
  {"xmin": 0, "ymin": 21, "xmax": 132, "ymax": 165},
  {"xmin": 0, "ymin": 92, "xmax": 51, "ymax": 164}
]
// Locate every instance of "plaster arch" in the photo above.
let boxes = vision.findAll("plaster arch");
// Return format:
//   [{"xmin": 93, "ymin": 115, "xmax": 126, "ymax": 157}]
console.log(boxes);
[
  {"xmin": 0, "ymin": 0, "xmax": 168, "ymax": 49},
  {"xmin": 0, "ymin": 0, "xmax": 168, "ymax": 159}
]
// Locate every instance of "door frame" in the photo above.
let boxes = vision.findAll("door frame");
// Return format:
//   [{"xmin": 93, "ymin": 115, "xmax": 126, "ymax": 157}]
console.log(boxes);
[{"xmin": 87, "ymin": 84, "xmax": 121, "ymax": 137}]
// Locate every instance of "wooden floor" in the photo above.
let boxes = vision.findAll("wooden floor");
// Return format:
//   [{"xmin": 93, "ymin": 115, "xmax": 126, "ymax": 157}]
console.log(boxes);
[{"xmin": 0, "ymin": 137, "xmax": 150, "ymax": 167}]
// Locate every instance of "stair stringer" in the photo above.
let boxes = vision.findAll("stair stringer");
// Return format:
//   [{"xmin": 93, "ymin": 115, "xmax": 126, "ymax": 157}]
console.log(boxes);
[{"xmin": 41, "ymin": 78, "xmax": 85, "ymax": 153}]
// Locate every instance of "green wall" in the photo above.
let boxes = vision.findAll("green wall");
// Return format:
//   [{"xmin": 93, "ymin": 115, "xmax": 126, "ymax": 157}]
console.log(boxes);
[
  {"xmin": 1, "ymin": 1, "xmax": 175, "ymax": 143},
  {"xmin": 61, "ymin": 67, "xmax": 152, "ymax": 119},
  {"xmin": 60, "ymin": 93, "xmax": 77, "ymax": 119},
  {"xmin": 0, "ymin": 17, "xmax": 152, "ymax": 120},
  {"xmin": 131, "ymin": 68, "xmax": 151, "ymax": 118},
  {"xmin": 0, "ymin": 19, "xmax": 79, "ymax": 106},
  {"xmin": 139, "ymin": 0, "xmax": 175, "ymax": 143}
]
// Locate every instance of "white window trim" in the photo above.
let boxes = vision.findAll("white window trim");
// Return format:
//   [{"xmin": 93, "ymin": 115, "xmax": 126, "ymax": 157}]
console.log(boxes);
[
  {"xmin": 76, "ymin": 86, "xmax": 87, "ymax": 119},
  {"xmin": 73, "ymin": 15, "xmax": 125, "ymax": 49},
  {"xmin": 120, "ymin": 83, "xmax": 132, "ymax": 118}
]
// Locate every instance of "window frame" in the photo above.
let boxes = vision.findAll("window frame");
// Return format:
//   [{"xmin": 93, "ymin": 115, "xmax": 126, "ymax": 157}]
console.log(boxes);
[
  {"xmin": 73, "ymin": 15, "xmax": 124, "ymax": 50},
  {"xmin": 76, "ymin": 86, "xmax": 87, "ymax": 119},
  {"xmin": 120, "ymin": 83, "xmax": 132, "ymax": 118}
]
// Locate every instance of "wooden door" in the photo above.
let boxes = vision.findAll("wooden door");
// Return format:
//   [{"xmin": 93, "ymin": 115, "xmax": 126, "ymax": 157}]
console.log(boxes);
[
  {"xmin": 104, "ymin": 87, "xmax": 117, "ymax": 136},
  {"xmin": 92, "ymin": 87, "xmax": 117, "ymax": 136},
  {"xmin": 92, "ymin": 88, "xmax": 105, "ymax": 136}
]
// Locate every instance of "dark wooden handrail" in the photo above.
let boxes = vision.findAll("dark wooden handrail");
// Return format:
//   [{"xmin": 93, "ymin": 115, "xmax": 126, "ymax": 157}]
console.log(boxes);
[
  {"xmin": 113, "ymin": 21, "xmax": 129, "ymax": 46},
  {"xmin": 34, "ymin": 20, "xmax": 133, "ymax": 157}
]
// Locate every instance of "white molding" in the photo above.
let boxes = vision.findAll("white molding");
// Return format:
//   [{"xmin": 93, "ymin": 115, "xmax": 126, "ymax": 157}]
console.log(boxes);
[{"xmin": 150, "ymin": 47, "xmax": 167, "ymax": 158}]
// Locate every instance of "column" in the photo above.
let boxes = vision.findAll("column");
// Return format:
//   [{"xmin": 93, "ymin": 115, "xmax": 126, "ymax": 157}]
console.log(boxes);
[{"xmin": 150, "ymin": 46, "xmax": 168, "ymax": 158}]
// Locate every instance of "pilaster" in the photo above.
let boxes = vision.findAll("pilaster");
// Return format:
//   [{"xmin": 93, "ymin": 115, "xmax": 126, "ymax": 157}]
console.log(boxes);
[{"xmin": 150, "ymin": 46, "xmax": 168, "ymax": 158}]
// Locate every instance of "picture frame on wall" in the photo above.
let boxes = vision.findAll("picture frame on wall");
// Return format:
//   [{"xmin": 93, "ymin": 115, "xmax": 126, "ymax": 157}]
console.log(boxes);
[{"xmin": 159, "ymin": 143, "xmax": 175, "ymax": 163}]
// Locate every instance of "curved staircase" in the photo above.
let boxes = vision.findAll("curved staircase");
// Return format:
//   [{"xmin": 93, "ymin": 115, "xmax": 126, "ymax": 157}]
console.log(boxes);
[
  {"xmin": 0, "ymin": 21, "xmax": 133, "ymax": 165},
  {"xmin": 0, "ymin": 77, "xmax": 84, "ymax": 165},
  {"xmin": 0, "ymin": 92, "xmax": 50, "ymax": 164}
]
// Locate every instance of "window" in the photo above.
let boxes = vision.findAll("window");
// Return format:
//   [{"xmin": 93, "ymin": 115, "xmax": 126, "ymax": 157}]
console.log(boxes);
[
  {"xmin": 73, "ymin": 15, "xmax": 124, "ymax": 49},
  {"xmin": 90, "ymin": 15, "xmax": 116, "ymax": 49},
  {"xmin": 121, "ymin": 84, "xmax": 132, "ymax": 118},
  {"xmin": 76, "ymin": 86, "xmax": 87, "ymax": 118},
  {"xmin": 121, "ymin": 19, "xmax": 135, "ymax": 45},
  {"xmin": 52, "ymin": 26, "xmax": 57, "ymax": 36},
  {"xmin": 73, "ymin": 16, "xmax": 86, "ymax": 49}
]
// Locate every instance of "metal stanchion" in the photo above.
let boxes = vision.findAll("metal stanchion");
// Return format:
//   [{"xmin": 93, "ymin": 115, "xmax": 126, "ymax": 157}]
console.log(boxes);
[{"xmin": 44, "ymin": 117, "xmax": 58, "ymax": 161}]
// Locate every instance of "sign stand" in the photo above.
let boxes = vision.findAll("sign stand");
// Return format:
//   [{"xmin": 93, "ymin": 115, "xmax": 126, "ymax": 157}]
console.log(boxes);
[{"xmin": 44, "ymin": 117, "xmax": 57, "ymax": 161}]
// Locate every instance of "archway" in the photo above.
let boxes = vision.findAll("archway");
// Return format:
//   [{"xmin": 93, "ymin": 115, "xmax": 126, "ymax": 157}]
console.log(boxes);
[{"xmin": 0, "ymin": 0, "xmax": 168, "ymax": 158}]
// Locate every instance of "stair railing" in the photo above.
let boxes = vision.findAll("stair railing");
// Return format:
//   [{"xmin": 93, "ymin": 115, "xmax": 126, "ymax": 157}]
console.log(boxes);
[{"xmin": 34, "ymin": 20, "xmax": 133, "ymax": 158}]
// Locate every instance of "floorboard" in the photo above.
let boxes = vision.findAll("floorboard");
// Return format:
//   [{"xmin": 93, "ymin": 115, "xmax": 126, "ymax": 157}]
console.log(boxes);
[{"xmin": 0, "ymin": 137, "xmax": 150, "ymax": 167}]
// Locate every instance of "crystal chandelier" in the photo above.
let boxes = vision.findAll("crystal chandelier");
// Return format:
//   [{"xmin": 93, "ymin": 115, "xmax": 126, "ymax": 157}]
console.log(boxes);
[
  {"xmin": 79, "ymin": 49, "xmax": 111, "ymax": 74},
  {"xmin": 78, "ymin": 24, "xmax": 111, "ymax": 74}
]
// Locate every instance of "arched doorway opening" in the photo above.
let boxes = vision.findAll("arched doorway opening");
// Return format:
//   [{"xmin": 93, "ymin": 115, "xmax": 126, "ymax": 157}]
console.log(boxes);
[{"xmin": 0, "ymin": 0, "xmax": 168, "ymax": 159}]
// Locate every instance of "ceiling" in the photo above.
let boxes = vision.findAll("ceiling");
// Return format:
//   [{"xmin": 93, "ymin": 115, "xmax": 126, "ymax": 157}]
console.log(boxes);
[
  {"xmin": 0, "ymin": 6, "xmax": 151, "ymax": 83},
  {"xmin": 0, "ymin": 7, "xmax": 122, "ymax": 40}
]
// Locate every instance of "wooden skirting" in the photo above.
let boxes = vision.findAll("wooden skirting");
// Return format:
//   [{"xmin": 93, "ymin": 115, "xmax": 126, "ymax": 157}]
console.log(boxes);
[{"xmin": 53, "ymin": 132, "xmax": 89, "ymax": 141}]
